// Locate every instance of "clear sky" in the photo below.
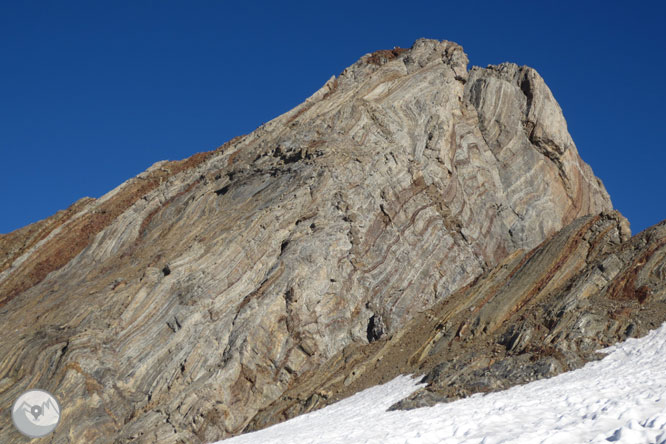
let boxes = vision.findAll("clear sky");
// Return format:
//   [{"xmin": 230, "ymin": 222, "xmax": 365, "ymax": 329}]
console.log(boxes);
[{"xmin": 1, "ymin": 1, "xmax": 664, "ymax": 235}]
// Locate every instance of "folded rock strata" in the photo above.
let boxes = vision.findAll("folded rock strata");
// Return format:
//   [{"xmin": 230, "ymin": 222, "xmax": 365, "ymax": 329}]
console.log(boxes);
[
  {"xmin": 0, "ymin": 39, "xmax": 611, "ymax": 443},
  {"xmin": 248, "ymin": 211, "xmax": 666, "ymax": 428}
]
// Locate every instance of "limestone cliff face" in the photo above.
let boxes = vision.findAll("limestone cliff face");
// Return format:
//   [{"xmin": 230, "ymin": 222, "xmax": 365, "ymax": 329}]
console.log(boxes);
[{"xmin": 0, "ymin": 39, "xmax": 611, "ymax": 443}]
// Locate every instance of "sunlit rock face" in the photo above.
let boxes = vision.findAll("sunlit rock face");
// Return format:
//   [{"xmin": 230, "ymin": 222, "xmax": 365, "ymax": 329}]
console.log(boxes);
[
  {"xmin": 0, "ymin": 39, "xmax": 611, "ymax": 443},
  {"xmin": 249, "ymin": 212, "xmax": 666, "ymax": 432}
]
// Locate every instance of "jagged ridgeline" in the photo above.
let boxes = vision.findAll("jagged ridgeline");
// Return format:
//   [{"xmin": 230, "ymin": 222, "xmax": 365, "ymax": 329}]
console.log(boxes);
[{"xmin": 4, "ymin": 38, "xmax": 656, "ymax": 444}]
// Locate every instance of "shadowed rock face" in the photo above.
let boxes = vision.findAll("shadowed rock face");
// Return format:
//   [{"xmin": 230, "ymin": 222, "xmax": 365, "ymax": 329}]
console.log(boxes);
[
  {"xmin": 248, "ymin": 212, "xmax": 666, "ymax": 428},
  {"xmin": 0, "ymin": 39, "xmax": 611, "ymax": 443}
]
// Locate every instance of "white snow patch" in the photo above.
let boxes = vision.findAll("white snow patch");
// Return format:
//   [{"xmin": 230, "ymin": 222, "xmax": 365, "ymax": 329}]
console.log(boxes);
[{"xmin": 217, "ymin": 323, "xmax": 666, "ymax": 444}]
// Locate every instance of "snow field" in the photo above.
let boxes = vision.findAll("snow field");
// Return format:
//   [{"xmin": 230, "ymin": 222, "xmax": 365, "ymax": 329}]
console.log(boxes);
[{"xmin": 218, "ymin": 323, "xmax": 666, "ymax": 444}]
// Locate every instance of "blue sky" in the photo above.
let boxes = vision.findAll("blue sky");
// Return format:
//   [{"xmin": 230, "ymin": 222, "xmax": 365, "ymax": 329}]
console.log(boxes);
[{"xmin": 1, "ymin": 1, "xmax": 664, "ymax": 235}]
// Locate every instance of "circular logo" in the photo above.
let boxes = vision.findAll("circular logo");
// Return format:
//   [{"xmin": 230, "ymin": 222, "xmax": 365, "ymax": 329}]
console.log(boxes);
[{"xmin": 11, "ymin": 389, "xmax": 61, "ymax": 438}]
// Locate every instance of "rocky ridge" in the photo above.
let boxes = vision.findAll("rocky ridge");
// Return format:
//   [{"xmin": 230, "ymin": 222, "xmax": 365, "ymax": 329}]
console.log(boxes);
[{"xmin": 0, "ymin": 39, "xmax": 612, "ymax": 443}]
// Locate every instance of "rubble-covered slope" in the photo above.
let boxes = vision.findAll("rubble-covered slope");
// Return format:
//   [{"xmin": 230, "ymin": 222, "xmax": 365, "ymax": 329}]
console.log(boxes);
[{"xmin": 0, "ymin": 39, "xmax": 610, "ymax": 443}]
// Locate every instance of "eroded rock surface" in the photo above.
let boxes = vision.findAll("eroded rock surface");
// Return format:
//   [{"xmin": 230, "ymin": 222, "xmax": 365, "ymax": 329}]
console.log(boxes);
[
  {"xmin": 248, "ymin": 212, "xmax": 666, "ymax": 428},
  {"xmin": 0, "ymin": 39, "xmax": 610, "ymax": 443}
]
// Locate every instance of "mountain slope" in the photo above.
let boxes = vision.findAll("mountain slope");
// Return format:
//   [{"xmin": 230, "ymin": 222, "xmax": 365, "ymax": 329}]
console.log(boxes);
[
  {"xmin": 248, "ymin": 212, "xmax": 666, "ymax": 431},
  {"xmin": 0, "ymin": 39, "xmax": 611, "ymax": 443}
]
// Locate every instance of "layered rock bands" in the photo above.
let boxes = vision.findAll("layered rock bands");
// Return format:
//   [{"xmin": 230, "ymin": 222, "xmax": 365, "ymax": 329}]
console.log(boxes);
[
  {"xmin": 249, "ymin": 211, "xmax": 666, "ymax": 427},
  {"xmin": 0, "ymin": 39, "xmax": 614, "ymax": 443}
]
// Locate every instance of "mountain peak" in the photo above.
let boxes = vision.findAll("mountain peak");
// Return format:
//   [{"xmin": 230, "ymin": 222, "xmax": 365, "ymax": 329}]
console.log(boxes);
[
  {"xmin": 0, "ymin": 40, "xmax": 615, "ymax": 443},
  {"xmin": 359, "ymin": 38, "xmax": 467, "ymax": 69}
]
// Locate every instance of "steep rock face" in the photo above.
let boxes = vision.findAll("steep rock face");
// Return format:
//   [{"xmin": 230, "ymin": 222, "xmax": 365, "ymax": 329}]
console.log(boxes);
[
  {"xmin": 0, "ymin": 39, "xmax": 610, "ymax": 443},
  {"xmin": 248, "ymin": 211, "xmax": 666, "ymax": 428}
]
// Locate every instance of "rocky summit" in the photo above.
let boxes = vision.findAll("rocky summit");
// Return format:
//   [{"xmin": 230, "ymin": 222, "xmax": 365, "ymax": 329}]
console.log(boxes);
[{"xmin": 0, "ymin": 38, "xmax": 629, "ymax": 443}]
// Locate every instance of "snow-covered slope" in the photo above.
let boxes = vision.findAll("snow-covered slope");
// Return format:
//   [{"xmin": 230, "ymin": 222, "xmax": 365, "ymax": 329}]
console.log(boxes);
[{"xmin": 218, "ymin": 323, "xmax": 666, "ymax": 444}]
